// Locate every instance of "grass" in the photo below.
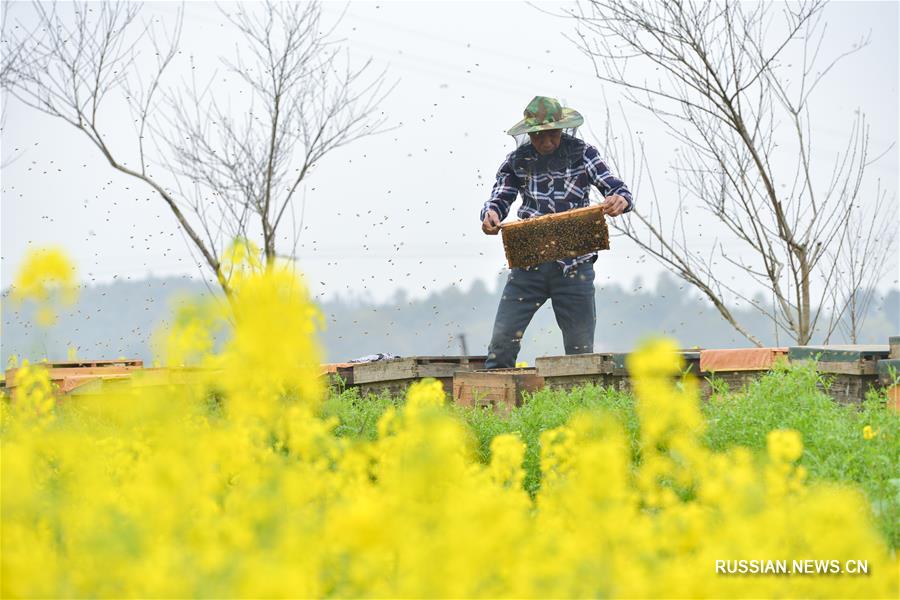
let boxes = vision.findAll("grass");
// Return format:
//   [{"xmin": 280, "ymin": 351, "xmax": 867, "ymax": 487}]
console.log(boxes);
[
  {"xmin": 701, "ymin": 363, "xmax": 899, "ymax": 547},
  {"xmin": 321, "ymin": 363, "xmax": 899, "ymax": 548}
]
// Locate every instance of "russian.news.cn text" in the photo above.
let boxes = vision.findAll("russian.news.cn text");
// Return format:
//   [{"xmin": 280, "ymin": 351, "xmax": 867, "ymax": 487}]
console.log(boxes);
[{"xmin": 716, "ymin": 560, "xmax": 870, "ymax": 575}]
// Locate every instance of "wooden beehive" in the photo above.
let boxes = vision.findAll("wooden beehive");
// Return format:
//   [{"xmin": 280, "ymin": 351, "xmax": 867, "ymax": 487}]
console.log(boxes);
[
  {"xmin": 887, "ymin": 386, "xmax": 900, "ymax": 412},
  {"xmin": 535, "ymin": 352, "xmax": 631, "ymax": 393},
  {"xmin": 501, "ymin": 205, "xmax": 609, "ymax": 269},
  {"xmin": 352, "ymin": 356, "xmax": 487, "ymax": 399},
  {"xmin": 679, "ymin": 350, "xmax": 703, "ymax": 377},
  {"xmin": 890, "ymin": 336, "xmax": 900, "ymax": 359},
  {"xmin": 877, "ymin": 359, "xmax": 900, "ymax": 412},
  {"xmin": 602, "ymin": 353, "xmax": 633, "ymax": 392},
  {"xmin": 616, "ymin": 349, "xmax": 709, "ymax": 397},
  {"xmin": 3, "ymin": 359, "xmax": 145, "ymax": 396},
  {"xmin": 537, "ymin": 350, "xmax": 706, "ymax": 395},
  {"xmin": 535, "ymin": 353, "xmax": 614, "ymax": 390},
  {"xmin": 453, "ymin": 368, "xmax": 544, "ymax": 415},
  {"xmin": 789, "ymin": 345, "xmax": 890, "ymax": 405},
  {"xmin": 321, "ymin": 362, "xmax": 356, "ymax": 390},
  {"xmin": 789, "ymin": 345, "xmax": 889, "ymax": 374},
  {"xmin": 65, "ymin": 367, "xmax": 221, "ymax": 397},
  {"xmin": 877, "ymin": 359, "xmax": 900, "ymax": 386},
  {"xmin": 700, "ymin": 348, "xmax": 788, "ymax": 395}
]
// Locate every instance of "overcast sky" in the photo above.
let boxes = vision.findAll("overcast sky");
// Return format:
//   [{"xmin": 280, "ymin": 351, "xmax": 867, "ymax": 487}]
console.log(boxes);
[{"xmin": 2, "ymin": 0, "xmax": 898, "ymax": 304}]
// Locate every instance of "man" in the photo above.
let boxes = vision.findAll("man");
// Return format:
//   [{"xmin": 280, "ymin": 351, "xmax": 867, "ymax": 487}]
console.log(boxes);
[{"xmin": 481, "ymin": 96, "xmax": 633, "ymax": 369}]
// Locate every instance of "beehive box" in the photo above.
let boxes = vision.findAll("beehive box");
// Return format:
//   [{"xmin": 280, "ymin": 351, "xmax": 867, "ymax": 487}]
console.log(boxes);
[
  {"xmin": 700, "ymin": 347, "xmax": 788, "ymax": 395},
  {"xmin": 890, "ymin": 336, "xmax": 900, "ymax": 359},
  {"xmin": 614, "ymin": 349, "xmax": 711, "ymax": 398},
  {"xmin": 789, "ymin": 345, "xmax": 890, "ymax": 404},
  {"xmin": 536, "ymin": 350, "xmax": 704, "ymax": 394},
  {"xmin": 535, "ymin": 353, "xmax": 614, "ymax": 390},
  {"xmin": 321, "ymin": 363, "xmax": 355, "ymax": 390},
  {"xmin": 605, "ymin": 353, "xmax": 632, "ymax": 392},
  {"xmin": 453, "ymin": 368, "xmax": 544, "ymax": 415},
  {"xmin": 3, "ymin": 359, "xmax": 145, "ymax": 396},
  {"xmin": 888, "ymin": 386, "xmax": 900, "ymax": 412},
  {"xmin": 611, "ymin": 350, "xmax": 705, "ymax": 393},
  {"xmin": 680, "ymin": 350, "xmax": 703, "ymax": 376},
  {"xmin": 353, "ymin": 356, "xmax": 487, "ymax": 399},
  {"xmin": 2, "ymin": 364, "xmax": 221, "ymax": 399},
  {"xmin": 67, "ymin": 367, "xmax": 222, "ymax": 397},
  {"xmin": 877, "ymin": 359, "xmax": 900, "ymax": 412},
  {"xmin": 501, "ymin": 205, "xmax": 609, "ymax": 269},
  {"xmin": 877, "ymin": 359, "xmax": 900, "ymax": 385}
]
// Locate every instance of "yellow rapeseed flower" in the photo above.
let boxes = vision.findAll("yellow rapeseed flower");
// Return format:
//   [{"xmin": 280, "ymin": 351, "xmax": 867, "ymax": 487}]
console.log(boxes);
[
  {"xmin": 490, "ymin": 433, "xmax": 526, "ymax": 489},
  {"xmin": 8, "ymin": 360, "xmax": 56, "ymax": 428},
  {"xmin": 1, "ymin": 256, "xmax": 896, "ymax": 598},
  {"xmin": 11, "ymin": 247, "xmax": 78, "ymax": 326},
  {"xmin": 767, "ymin": 429, "xmax": 804, "ymax": 463}
]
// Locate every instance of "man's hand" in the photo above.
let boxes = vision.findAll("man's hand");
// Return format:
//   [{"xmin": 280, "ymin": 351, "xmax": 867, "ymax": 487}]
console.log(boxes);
[
  {"xmin": 599, "ymin": 194, "xmax": 629, "ymax": 217},
  {"xmin": 482, "ymin": 209, "xmax": 501, "ymax": 235}
]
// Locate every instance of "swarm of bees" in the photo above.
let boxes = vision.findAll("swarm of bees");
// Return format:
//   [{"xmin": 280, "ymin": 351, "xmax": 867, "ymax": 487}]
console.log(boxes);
[{"xmin": 501, "ymin": 205, "xmax": 610, "ymax": 269}]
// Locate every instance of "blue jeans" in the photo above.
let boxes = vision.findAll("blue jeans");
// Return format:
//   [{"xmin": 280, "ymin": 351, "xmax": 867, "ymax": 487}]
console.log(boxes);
[{"xmin": 485, "ymin": 261, "xmax": 596, "ymax": 369}]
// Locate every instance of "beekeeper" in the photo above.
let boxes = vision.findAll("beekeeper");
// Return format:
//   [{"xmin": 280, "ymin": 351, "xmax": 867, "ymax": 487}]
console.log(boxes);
[{"xmin": 480, "ymin": 95, "xmax": 633, "ymax": 369}]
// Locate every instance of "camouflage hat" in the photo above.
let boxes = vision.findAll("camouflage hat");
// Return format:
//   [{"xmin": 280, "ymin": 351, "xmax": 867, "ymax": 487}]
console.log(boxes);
[{"xmin": 507, "ymin": 95, "xmax": 584, "ymax": 135}]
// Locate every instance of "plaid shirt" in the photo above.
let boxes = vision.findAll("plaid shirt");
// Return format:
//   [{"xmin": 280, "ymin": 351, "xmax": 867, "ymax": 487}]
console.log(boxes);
[{"xmin": 481, "ymin": 134, "xmax": 633, "ymax": 273}]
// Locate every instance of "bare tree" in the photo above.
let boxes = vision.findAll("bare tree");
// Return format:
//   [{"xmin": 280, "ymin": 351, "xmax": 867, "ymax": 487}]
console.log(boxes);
[
  {"xmin": 1, "ymin": 3, "xmax": 23, "ymax": 89},
  {"xmin": 4, "ymin": 1, "xmax": 393, "ymax": 298},
  {"xmin": 565, "ymin": 0, "xmax": 896, "ymax": 345},
  {"xmin": 1, "ymin": 1, "xmax": 38, "ymax": 167},
  {"xmin": 828, "ymin": 181, "xmax": 895, "ymax": 343}
]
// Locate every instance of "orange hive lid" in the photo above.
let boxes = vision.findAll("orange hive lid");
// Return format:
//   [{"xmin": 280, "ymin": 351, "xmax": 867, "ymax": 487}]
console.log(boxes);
[{"xmin": 700, "ymin": 347, "xmax": 789, "ymax": 372}]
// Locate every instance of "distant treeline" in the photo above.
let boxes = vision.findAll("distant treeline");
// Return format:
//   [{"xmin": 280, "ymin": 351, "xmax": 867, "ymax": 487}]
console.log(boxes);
[{"xmin": 2, "ymin": 273, "xmax": 897, "ymax": 367}]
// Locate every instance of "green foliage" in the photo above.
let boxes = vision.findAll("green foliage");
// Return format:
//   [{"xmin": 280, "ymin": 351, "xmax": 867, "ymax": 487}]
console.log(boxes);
[
  {"xmin": 702, "ymin": 362, "xmax": 899, "ymax": 547},
  {"xmin": 321, "ymin": 386, "xmax": 400, "ymax": 441},
  {"xmin": 320, "ymin": 365, "xmax": 898, "ymax": 547},
  {"xmin": 455, "ymin": 385, "xmax": 639, "ymax": 495}
]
